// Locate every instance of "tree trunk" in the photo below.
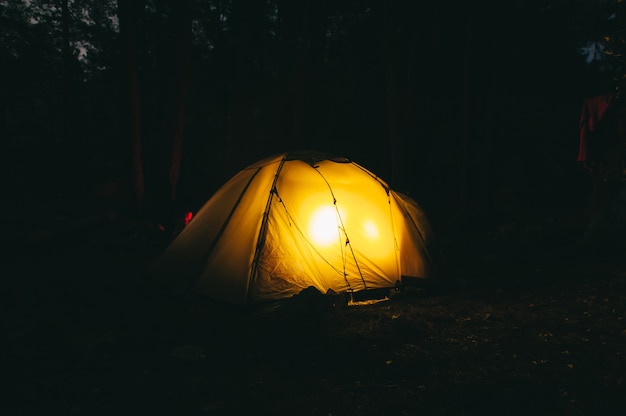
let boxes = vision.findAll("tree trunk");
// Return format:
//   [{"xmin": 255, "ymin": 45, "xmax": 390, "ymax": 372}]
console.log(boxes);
[
  {"xmin": 461, "ymin": 0, "xmax": 475, "ymax": 226},
  {"xmin": 165, "ymin": 0, "xmax": 192, "ymax": 207},
  {"xmin": 277, "ymin": 0, "xmax": 326, "ymax": 151},
  {"xmin": 292, "ymin": 0, "xmax": 311, "ymax": 149},
  {"xmin": 480, "ymin": 28, "xmax": 499, "ymax": 218},
  {"xmin": 421, "ymin": 0, "xmax": 442, "ymax": 201},
  {"xmin": 61, "ymin": 0, "xmax": 76, "ymax": 186},
  {"xmin": 402, "ymin": 0, "xmax": 426, "ymax": 197},
  {"xmin": 382, "ymin": 0, "xmax": 402, "ymax": 189},
  {"xmin": 232, "ymin": 0, "xmax": 254, "ymax": 168},
  {"xmin": 118, "ymin": 0, "xmax": 145, "ymax": 216}
]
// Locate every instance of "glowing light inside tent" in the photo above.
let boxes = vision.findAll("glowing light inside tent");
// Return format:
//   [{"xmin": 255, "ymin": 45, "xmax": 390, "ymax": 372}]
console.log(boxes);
[
  {"xmin": 363, "ymin": 220, "xmax": 379, "ymax": 239},
  {"xmin": 309, "ymin": 206, "xmax": 343, "ymax": 246},
  {"xmin": 301, "ymin": 191, "xmax": 395, "ymax": 264}
]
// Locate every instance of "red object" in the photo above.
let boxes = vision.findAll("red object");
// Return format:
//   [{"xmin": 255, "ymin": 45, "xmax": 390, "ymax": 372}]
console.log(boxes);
[
  {"xmin": 578, "ymin": 93, "xmax": 618, "ymax": 172},
  {"xmin": 578, "ymin": 94, "xmax": 616, "ymax": 170}
]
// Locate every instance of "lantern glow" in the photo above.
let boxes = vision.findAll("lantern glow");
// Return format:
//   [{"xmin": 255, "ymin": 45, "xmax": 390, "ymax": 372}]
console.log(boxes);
[
  {"xmin": 363, "ymin": 220, "xmax": 379, "ymax": 239},
  {"xmin": 308, "ymin": 206, "xmax": 343, "ymax": 246}
]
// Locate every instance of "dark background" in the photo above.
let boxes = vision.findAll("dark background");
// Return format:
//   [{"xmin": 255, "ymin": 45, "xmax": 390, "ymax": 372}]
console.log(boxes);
[
  {"xmin": 3, "ymin": 2, "xmax": 626, "ymax": 415},
  {"xmin": 2, "ymin": 0, "xmax": 620, "ymax": 238}
]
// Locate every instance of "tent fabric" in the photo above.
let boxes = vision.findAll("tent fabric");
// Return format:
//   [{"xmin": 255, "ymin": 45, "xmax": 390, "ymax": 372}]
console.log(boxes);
[{"xmin": 152, "ymin": 150, "xmax": 437, "ymax": 304}]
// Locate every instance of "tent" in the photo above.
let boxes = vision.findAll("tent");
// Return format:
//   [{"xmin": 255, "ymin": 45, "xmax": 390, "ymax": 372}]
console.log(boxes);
[{"xmin": 152, "ymin": 150, "xmax": 438, "ymax": 304}]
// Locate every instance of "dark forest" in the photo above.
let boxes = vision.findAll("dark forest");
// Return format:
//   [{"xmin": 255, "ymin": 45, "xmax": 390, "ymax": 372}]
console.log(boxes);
[
  {"xmin": 2, "ymin": 1, "xmax": 618, "ymax": 226},
  {"xmin": 2, "ymin": 1, "xmax": 626, "ymax": 415}
]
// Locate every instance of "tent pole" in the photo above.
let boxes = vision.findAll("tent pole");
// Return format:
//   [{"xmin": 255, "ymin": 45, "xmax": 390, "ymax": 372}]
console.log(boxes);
[{"xmin": 247, "ymin": 155, "xmax": 288, "ymax": 302}]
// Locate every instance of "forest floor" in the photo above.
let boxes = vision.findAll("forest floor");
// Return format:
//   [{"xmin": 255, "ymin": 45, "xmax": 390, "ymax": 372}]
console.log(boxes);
[{"xmin": 2, "ymin": 196, "xmax": 626, "ymax": 416}]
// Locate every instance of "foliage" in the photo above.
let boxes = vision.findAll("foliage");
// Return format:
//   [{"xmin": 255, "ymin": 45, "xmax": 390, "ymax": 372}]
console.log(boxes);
[{"xmin": 601, "ymin": 0, "xmax": 626, "ymax": 89}]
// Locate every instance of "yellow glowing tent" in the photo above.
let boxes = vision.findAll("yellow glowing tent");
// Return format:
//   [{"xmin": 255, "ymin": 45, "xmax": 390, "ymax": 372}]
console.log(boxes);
[{"xmin": 152, "ymin": 150, "xmax": 437, "ymax": 304}]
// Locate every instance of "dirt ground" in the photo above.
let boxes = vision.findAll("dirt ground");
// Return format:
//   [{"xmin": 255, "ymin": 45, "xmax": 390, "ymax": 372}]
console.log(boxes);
[{"xmin": 2, "ymin": 198, "xmax": 626, "ymax": 416}]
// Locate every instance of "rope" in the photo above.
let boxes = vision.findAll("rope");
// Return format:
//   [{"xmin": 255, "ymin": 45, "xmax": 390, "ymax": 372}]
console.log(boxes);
[
  {"xmin": 386, "ymin": 189, "xmax": 401, "ymax": 280},
  {"xmin": 248, "ymin": 156, "xmax": 288, "ymax": 302}
]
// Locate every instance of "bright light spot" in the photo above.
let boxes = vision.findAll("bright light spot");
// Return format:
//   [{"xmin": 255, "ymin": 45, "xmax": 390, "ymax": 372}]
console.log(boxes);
[
  {"xmin": 309, "ymin": 206, "xmax": 342, "ymax": 246},
  {"xmin": 363, "ymin": 220, "xmax": 378, "ymax": 239}
]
